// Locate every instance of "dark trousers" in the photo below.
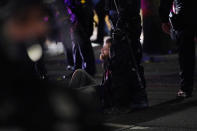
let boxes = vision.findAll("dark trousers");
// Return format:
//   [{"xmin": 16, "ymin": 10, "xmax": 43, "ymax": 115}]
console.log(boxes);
[
  {"xmin": 177, "ymin": 25, "xmax": 196, "ymax": 93},
  {"xmin": 110, "ymin": 17, "xmax": 148, "ymax": 106},
  {"xmin": 71, "ymin": 26, "xmax": 96, "ymax": 76},
  {"xmin": 95, "ymin": 0, "xmax": 106, "ymax": 42},
  {"xmin": 62, "ymin": 28, "xmax": 74, "ymax": 67},
  {"xmin": 126, "ymin": 25, "xmax": 148, "ymax": 106}
]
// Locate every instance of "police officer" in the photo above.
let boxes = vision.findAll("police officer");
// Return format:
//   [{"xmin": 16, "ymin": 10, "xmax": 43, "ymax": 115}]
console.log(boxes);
[
  {"xmin": 159, "ymin": 0, "xmax": 197, "ymax": 99},
  {"xmin": 65, "ymin": 0, "xmax": 96, "ymax": 76},
  {"xmin": 105, "ymin": 0, "xmax": 148, "ymax": 110},
  {"xmin": 92, "ymin": 0, "xmax": 107, "ymax": 44}
]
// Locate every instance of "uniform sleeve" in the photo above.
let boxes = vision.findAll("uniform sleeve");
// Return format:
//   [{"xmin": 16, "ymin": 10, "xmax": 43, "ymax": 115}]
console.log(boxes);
[{"xmin": 159, "ymin": 0, "xmax": 174, "ymax": 23}]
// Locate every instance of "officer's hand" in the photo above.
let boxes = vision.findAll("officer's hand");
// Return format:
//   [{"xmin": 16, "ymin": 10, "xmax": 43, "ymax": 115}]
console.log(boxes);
[{"xmin": 161, "ymin": 23, "xmax": 171, "ymax": 35}]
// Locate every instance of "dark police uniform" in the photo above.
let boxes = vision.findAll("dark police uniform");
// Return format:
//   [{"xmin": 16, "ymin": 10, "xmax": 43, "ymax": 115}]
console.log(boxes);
[
  {"xmin": 105, "ymin": 0, "xmax": 148, "ymax": 109},
  {"xmin": 159, "ymin": 0, "xmax": 197, "ymax": 98},
  {"xmin": 65, "ymin": 0, "xmax": 96, "ymax": 76},
  {"xmin": 92, "ymin": 0, "xmax": 107, "ymax": 44}
]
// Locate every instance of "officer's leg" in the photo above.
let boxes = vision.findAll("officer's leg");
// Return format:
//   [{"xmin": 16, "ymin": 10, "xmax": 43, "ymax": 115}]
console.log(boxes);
[
  {"xmin": 130, "ymin": 40, "xmax": 148, "ymax": 108},
  {"xmin": 128, "ymin": 25, "xmax": 148, "ymax": 108},
  {"xmin": 177, "ymin": 27, "xmax": 195, "ymax": 97},
  {"xmin": 63, "ymin": 35, "xmax": 74, "ymax": 69},
  {"xmin": 95, "ymin": 6, "xmax": 106, "ymax": 43},
  {"xmin": 72, "ymin": 40, "xmax": 82, "ymax": 70},
  {"xmin": 78, "ymin": 29, "xmax": 96, "ymax": 76}
]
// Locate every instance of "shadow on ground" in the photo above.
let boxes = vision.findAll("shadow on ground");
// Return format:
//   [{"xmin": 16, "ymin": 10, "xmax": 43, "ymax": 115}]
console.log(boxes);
[{"xmin": 105, "ymin": 96, "xmax": 197, "ymax": 126}]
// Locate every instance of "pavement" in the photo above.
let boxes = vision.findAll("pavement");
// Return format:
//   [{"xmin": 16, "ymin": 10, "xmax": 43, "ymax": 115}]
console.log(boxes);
[{"xmin": 44, "ymin": 44, "xmax": 197, "ymax": 131}]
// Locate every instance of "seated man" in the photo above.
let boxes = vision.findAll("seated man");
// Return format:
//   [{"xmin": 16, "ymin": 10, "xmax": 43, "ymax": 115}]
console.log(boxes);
[
  {"xmin": 99, "ymin": 37, "xmax": 113, "ymax": 109},
  {"xmin": 69, "ymin": 37, "xmax": 113, "ymax": 110},
  {"xmin": 100, "ymin": 36, "xmax": 112, "ymax": 64}
]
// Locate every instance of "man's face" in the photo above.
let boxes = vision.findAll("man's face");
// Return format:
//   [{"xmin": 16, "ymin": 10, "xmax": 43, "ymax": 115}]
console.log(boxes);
[
  {"xmin": 100, "ymin": 42, "xmax": 111, "ymax": 60},
  {"xmin": 101, "ymin": 44, "xmax": 110, "ymax": 56}
]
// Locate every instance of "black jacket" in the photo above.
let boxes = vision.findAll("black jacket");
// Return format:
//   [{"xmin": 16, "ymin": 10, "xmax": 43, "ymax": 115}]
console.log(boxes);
[
  {"xmin": 159, "ymin": 0, "xmax": 173, "ymax": 23},
  {"xmin": 65, "ymin": 0, "xmax": 94, "ymax": 37},
  {"xmin": 159, "ymin": 0, "xmax": 196, "ymax": 24},
  {"xmin": 105, "ymin": 0, "xmax": 141, "ymax": 29}
]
